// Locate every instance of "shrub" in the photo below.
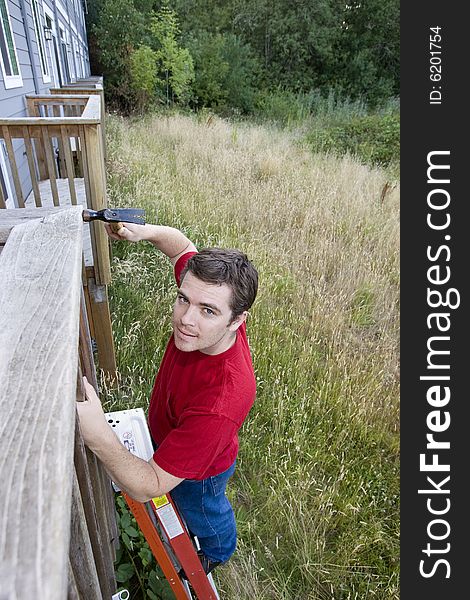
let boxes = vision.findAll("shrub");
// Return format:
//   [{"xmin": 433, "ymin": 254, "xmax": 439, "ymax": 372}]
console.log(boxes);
[
  {"xmin": 150, "ymin": 6, "xmax": 195, "ymax": 106},
  {"xmin": 129, "ymin": 46, "xmax": 158, "ymax": 112},
  {"xmin": 305, "ymin": 112, "xmax": 400, "ymax": 168},
  {"xmin": 187, "ymin": 32, "xmax": 259, "ymax": 113},
  {"xmin": 254, "ymin": 88, "xmax": 310, "ymax": 125}
]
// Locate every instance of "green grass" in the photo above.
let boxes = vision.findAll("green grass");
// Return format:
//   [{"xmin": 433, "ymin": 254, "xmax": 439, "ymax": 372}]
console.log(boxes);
[
  {"xmin": 252, "ymin": 90, "xmax": 399, "ymax": 174},
  {"xmin": 101, "ymin": 111, "xmax": 399, "ymax": 599}
]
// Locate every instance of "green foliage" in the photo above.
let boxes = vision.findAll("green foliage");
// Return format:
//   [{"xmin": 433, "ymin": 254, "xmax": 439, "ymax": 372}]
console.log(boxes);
[
  {"xmin": 114, "ymin": 494, "xmax": 174, "ymax": 598},
  {"xmin": 254, "ymin": 87, "xmax": 377, "ymax": 127},
  {"xmin": 129, "ymin": 46, "xmax": 158, "ymax": 112},
  {"xmin": 187, "ymin": 32, "xmax": 229, "ymax": 109},
  {"xmin": 254, "ymin": 88, "xmax": 312, "ymax": 126},
  {"xmin": 219, "ymin": 35, "xmax": 260, "ymax": 114},
  {"xmin": 332, "ymin": 0, "xmax": 400, "ymax": 105},
  {"xmin": 231, "ymin": 0, "xmax": 344, "ymax": 91},
  {"xmin": 87, "ymin": 0, "xmax": 148, "ymax": 111},
  {"xmin": 251, "ymin": 87, "xmax": 399, "ymax": 170},
  {"xmin": 304, "ymin": 111, "xmax": 400, "ymax": 169},
  {"xmin": 88, "ymin": 0, "xmax": 399, "ymax": 114},
  {"xmin": 150, "ymin": 6, "xmax": 194, "ymax": 105},
  {"xmin": 350, "ymin": 284, "xmax": 376, "ymax": 327},
  {"xmin": 187, "ymin": 32, "xmax": 259, "ymax": 113}
]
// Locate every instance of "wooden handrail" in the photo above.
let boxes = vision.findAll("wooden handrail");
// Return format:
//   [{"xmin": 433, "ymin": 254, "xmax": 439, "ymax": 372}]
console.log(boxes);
[
  {"xmin": 0, "ymin": 207, "xmax": 84, "ymax": 597},
  {"xmin": 0, "ymin": 95, "xmax": 101, "ymax": 127},
  {"xmin": 80, "ymin": 95, "xmax": 102, "ymax": 121},
  {"xmin": 0, "ymin": 207, "xmax": 117, "ymax": 595},
  {"xmin": 26, "ymin": 93, "xmax": 92, "ymax": 102}
]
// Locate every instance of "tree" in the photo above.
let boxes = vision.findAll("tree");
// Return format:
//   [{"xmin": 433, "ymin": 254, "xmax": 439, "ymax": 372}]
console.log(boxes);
[
  {"xmin": 129, "ymin": 46, "xmax": 158, "ymax": 112},
  {"xmin": 87, "ymin": 0, "xmax": 148, "ymax": 111},
  {"xmin": 87, "ymin": 0, "xmax": 399, "ymax": 112},
  {"xmin": 150, "ymin": 6, "xmax": 194, "ymax": 105},
  {"xmin": 333, "ymin": 0, "xmax": 400, "ymax": 103},
  {"xmin": 229, "ymin": 0, "xmax": 345, "ymax": 91}
]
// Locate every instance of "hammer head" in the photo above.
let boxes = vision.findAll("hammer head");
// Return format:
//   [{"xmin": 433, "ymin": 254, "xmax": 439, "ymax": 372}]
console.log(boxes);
[{"xmin": 83, "ymin": 208, "xmax": 146, "ymax": 225}]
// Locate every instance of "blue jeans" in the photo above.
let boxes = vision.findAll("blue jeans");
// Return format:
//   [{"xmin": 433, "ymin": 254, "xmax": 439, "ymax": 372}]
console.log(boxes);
[{"xmin": 170, "ymin": 461, "xmax": 237, "ymax": 563}]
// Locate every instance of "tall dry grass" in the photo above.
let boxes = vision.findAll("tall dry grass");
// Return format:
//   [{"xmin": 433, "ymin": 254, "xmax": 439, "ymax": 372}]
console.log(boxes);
[{"xmin": 104, "ymin": 112, "xmax": 399, "ymax": 599}]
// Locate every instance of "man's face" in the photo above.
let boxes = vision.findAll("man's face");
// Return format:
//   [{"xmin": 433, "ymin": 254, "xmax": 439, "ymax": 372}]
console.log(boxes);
[{"xmin": 172, "ymin": 272, "xmax": 246, "ymax": 355}]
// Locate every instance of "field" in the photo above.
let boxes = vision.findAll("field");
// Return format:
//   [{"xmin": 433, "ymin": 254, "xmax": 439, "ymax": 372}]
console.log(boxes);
[{"xmin": 101, "ymin": 111, "xmax": 400, "ymax": 599}]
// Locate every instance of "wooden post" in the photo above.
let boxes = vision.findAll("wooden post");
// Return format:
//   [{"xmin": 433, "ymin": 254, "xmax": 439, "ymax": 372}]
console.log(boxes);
[
  {"xmin": 0, "ymin": 178, "xmax": 5, "ymax": 208},
  {"xmin": 53, "ymin": 105, "xmax": 66, "ymax": 177},
  {"xmin": 60, "ymin": 125, "xmax": 78, "ymax": 205},
  {"xmin": 23, "ymin": 126, "xmax": 42, "ymax": 206},
  {"xmin": 2, "ymin": 126, "xmax": 25, "ymax": 207},
  {"xmin": 83, "ymin": 123, "xmax": 111, "ymax": 285},
  {"xmin": 74, "ymin": 422, "xmax": 117, "ymax": 599},
  {"xmin": 26, "ymin": 96, "xmax": 47, "ymax": 179},
  {"xmin": 41, "ymin": 127, "xmax": 60, "ymax": 206},
  {"xmin": 69, "ymin": 471, "xmax": 102, "ymax": 600},
  {"xmin": 86, "ymin": 275, "xmax": 117, "ymax": 377}
]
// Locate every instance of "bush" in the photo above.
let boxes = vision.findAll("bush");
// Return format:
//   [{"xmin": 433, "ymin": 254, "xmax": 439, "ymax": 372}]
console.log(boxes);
[
  {"xmin": 305, "ymin": 112, "xmax": 400, "ymax": 168},
  {"xmin": 129, "ymin": 46, "xmax": 158, "ymax": 112},
  {"xmin": 150, "ymin": 6, "xmax": 195, "ymax": 106},
  {"xmin": 253, "ymin": 88, "xmax": 370, "ymax": 127},
  {"xmin": 187, "ymin": 32, "xmax": 259, "ymax": 114}
]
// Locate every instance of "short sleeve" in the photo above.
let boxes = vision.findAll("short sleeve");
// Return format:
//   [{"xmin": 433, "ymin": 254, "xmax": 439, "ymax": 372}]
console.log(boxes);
[
  {"xmin": 153, "ymin": 412, "xmax": 237, "ymax": 479},
  {"xmin": 174, "ymin": 252, "xmax": 198, "ymax": 286}
]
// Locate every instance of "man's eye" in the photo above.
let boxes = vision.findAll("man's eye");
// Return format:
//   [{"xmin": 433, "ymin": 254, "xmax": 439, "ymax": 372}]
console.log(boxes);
[
  {"xmin": 203, "ymin": 308, "xmax": 215, "ymax": 315},
  {"xmin": 178, "ymin": 295, "xmax": 188, "ymax": 303}
]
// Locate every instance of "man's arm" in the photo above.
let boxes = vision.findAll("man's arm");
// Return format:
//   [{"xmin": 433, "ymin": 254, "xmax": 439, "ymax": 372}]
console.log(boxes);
[
  {"xmin": 76, "ymin": 377, "xmax": 183, "ymax": 502},
  {"xmin": 105, "ymin": 223, "xmax": 197, "ymax": 266}
]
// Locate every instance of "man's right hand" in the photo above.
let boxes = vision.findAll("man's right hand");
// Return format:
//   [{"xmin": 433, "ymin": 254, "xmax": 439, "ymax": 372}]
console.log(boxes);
[
  {"xmin": 104, "ymin": 222, "xmax": 148, "ymax": 243},
  {"xmin": 104, "ymin": 223, "xmax": 197, "ymax": 265}
]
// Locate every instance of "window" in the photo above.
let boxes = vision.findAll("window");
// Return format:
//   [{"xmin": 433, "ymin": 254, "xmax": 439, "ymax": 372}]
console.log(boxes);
[
  {"xmin": 74, "ymin": 39, "xmax": 81, "ymax": 78},
  {"xmin": 0, "ymin": 0, "xmax": 22, "ymax": 88},
  {"xmin": 31, "ymin": 0, "xmax": 50, "ymax": 82},
  {"xmin": 59, "ymin": 25, "xmax": 70, "ymax": 83}
]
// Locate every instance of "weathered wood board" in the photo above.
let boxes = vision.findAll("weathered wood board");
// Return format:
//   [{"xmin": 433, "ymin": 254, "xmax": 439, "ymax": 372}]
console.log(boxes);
[
  {"xmin": 0, "ymin": 207, "xmax": 83, "ymax": 598},
  {"xmin": 24, "ymin": 179, "xmax": 94, "ymax": 267}
]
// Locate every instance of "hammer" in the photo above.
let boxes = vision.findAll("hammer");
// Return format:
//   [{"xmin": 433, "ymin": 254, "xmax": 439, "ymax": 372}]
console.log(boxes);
[{"xmin": 82, "ymin": 208, "xmax": 146, "ymax": 233}]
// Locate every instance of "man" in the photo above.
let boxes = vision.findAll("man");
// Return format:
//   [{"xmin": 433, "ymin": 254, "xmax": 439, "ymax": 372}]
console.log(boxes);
[{"xmin": 77, "ymin": 222, "xmax": 258, "ymax": 574}]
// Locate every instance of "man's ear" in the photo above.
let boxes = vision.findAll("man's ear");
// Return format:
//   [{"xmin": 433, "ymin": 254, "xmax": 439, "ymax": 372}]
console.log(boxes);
[{"xmin": 228, "ymin": 311, "xmax": 248, "ymax": 332}]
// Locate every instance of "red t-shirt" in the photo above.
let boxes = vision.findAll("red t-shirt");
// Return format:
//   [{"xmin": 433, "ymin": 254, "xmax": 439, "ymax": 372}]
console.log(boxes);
[{"xmin": 148, "ymin": 252, "xmax": 256, "ymax": 480}]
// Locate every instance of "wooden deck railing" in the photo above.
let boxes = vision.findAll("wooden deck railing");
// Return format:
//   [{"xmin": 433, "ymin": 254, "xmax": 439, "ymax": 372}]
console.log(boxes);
[
  {"xmin": 50, "ymin": 85, "xmax": 107, "ymax": 160},
  {"xmin": 0, "ymin": 207, "xmax": 117, "ymax": 598},
  {"xmin": 0, "ymin": 94, "xmax": 109, "ymax": 283},
  {"xmin": 0, "ymin": 92, "xmax": 116, "ymax": 377}
]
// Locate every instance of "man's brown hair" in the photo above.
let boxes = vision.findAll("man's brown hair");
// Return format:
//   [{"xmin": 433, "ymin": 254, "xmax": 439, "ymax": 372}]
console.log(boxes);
[{"xmin": 181, "ymin": 249, "xmax": 258, "ymax": 320}]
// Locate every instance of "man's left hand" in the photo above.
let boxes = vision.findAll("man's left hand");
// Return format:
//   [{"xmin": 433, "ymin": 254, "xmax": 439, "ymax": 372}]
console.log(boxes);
[{"xmin": 76, "ymin": 376, "xmax": 111, "ymax": 450}]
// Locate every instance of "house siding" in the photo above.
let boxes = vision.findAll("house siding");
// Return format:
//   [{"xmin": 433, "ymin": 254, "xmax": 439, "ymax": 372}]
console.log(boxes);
[{"xmin": 1, "ymin": 0, "xmax": 92, "ymax": 206}]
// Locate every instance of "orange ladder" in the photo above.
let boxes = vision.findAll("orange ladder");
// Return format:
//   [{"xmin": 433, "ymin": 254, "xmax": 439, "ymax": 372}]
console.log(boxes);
[{"xmin": 123, "ymin": 492, "xmax": 219, "ymax": 599}]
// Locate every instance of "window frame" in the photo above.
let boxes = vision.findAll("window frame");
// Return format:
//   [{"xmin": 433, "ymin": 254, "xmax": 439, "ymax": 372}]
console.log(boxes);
[
  {"xmin": 0, "ymin": 0, "xmax": 23, "ymax": 89},
  {"xmin": 31, "ymin": 0, "xmax": 50, "ymax": 83},
  {"xmin": 58, "ymin": 22, "xmax": 71, "ymax": 83},
  {"xmin": 42, "ymin": 5, "xmax": 60, "ymax": 87}
]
